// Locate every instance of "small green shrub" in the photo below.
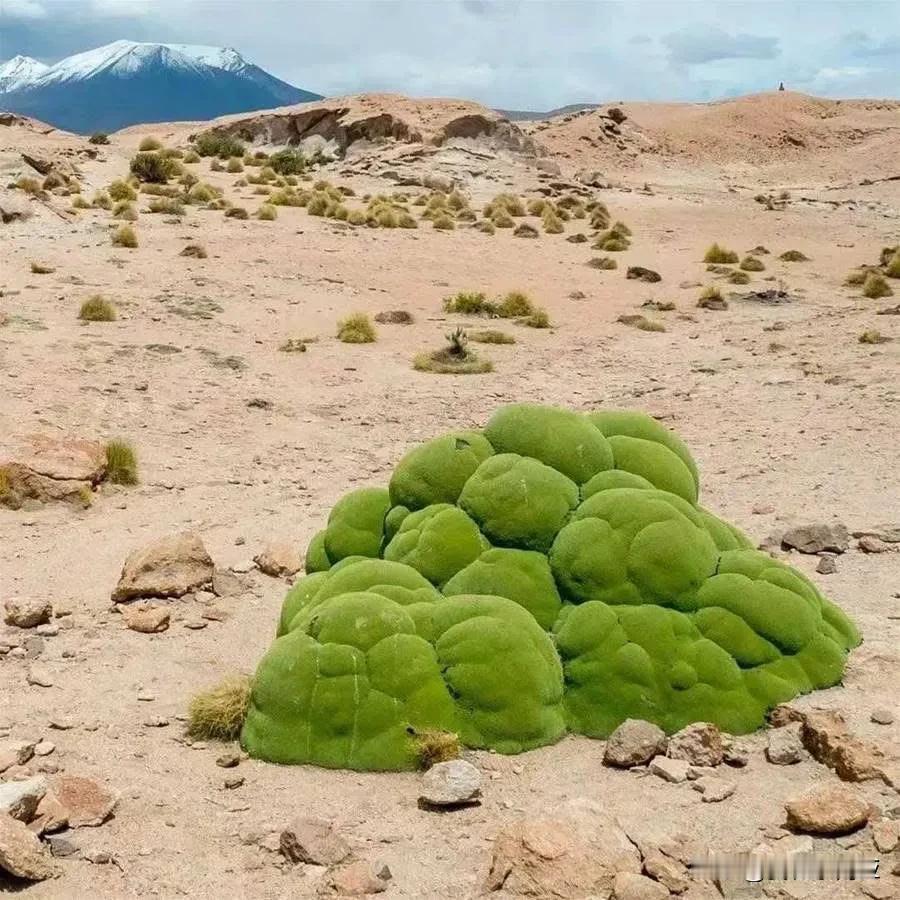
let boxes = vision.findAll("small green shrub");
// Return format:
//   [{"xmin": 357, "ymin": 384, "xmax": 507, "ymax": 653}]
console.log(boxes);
[
  {"xmin": 183, "ymin": 150, "xmax": 200, "ymax": 164},
  {"xmin": 337, "ymin": 313, "xmax": 376, "ymax": 343},
  {"xmin": 188, "ymin": 675, "xmax": 252, "ymax": 740},
  {"xmin": 858, "ymin": 329, "xmax": 889, "ymax": 344},
  {"xmin": 112, "ymin": 225, "xmax": 138, "ymax": 248},
  {"xmin": 739, "ymin": 255, "xmax": 765, "ymax": 272},
  {"xmin": 703, "ymin": 243, "xmax": 739, "ymax": 264},
  {"xmin": 444, "ymin": 292, "xmax": 493, "ymax": 315},
  {"xmin": 697, "ymin": 285, "xmax": 727, "ymax": 309},
  {"xmin": 257, "ymin": 204, "xmax": 277, "ymax": 220},
  {"xmin": 862, "ymin": 273, "xmax": 893, "ymax": 299},
  {"xmin": 414, "ymin": 328, "xmax": 493, "ymax": 374},
  {"xmin": 79, "ymin": 295, "xmax": 116, "ymax": 321},
  {"xmin": 523, "ymin": 308, "xmax": 551, "ymax": 328},
  {"xmin": 108, "ymin": 179, "xmax": 137, "ymax": 202},
  {"xmin": 779, "ymin": 249, "xmax": 809, "ymax": 262},
  {"xmin": 130, "ymin": 152, "xmax": 177, "ymax": 184},
  {"xmin": 89, "ymin": 132, "xmax": 110, "ymax": 145},
  {"xmin": 497, "ymin": 291, "xmax": 535, "ymax": 318},
  {"xmin": 105, "ymin": 439, "xmax": 138, "ymax": 484},
  {"xmin": 138, "ymin": 136, "xmax": 163, "ymax": 151}
]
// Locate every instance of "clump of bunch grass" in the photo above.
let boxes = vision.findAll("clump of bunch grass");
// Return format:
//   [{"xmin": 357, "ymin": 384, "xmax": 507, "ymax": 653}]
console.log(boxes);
[
  {"xmin": 513, "ymin": 222, "xmax": 539, "ymax": 238},
  {"xmin": 522, "ymin": 308, "xmax": 551, "ymax": 328},
  {"xmin": 468, "ymin": 329, "xmax": 515, "ymax": 344},
  {"xmin": 187, "ymin": 674, "xmax": 252, "ymax": 741},
  {"xmin": 71, "ymin": 195, "xmax": 91, "ymax": 209},
  {"xmin": 497, "ymin": 291, "xmax": 535, "ymax": 318},
  {"xmin": 618, "ymin": 314, "xmax": 666, "ymax": 332},
  {"xmin": 432, "ymin": 212, "xmax": 455, "ymax": 230},
  {"xmin": 193, "ymin": 132, "xmax": 245, "ymax": 160},
  {"xmin": 592, "ymin": 225, "xmax": 631, "ymax": 252},
  {"xmin": 845, "ymin": 268, "xmax": 869, "ymax": 286},
  {"xmin": 130, "ymin": 151, "xmax": 177, "ymax": 184},
  {"xmin": 226, "ymin": 157, "xmax": 244, "ymax": 174},
  {"xmin": 703, "ymin": 243, "xmax": 738, "ymax": 264},
  {"xmin": 79, "ymin": 295, "xmax": 116, "ymax": 322},
  {"xmin": 476, "ymin": 220, "xmax": 496, "ymax": 235},
  {"xmin": 105, "ymin": 439, "xmax": 138, "ymax": 485},
  {"xmin": 542, "ymin": 210, "xmax": 564, "ymax": 234},
  {"xmin": 224, "ymin": 206, "xmax": 249, "ymax": 220},
  {"xmin": 779, "ymin": 249, "xmax": 809, "ymax": 262},
  {"xmin": 374, "ymin": 310, "xmax": 414, "ymax": 324},
  {"xmin": 279, "ymin": 338, "xmax": 308, "ymax": 353},
  {"xmin": 884, "ymin": 250, "xmax": 900, "ymax": 279},
  {"xmin": 257, "ymin": 204, "xmax": 277, "ymax": 220},
  {"xmin": 740, "ymin": 255, "xmax": 765, "ymax": 272},
  {"xmin": 412, "ymin": 729, "xmax": 460, "ymax": 769},
  {"xmin": 484, "ymin": 192, "xmax": 526, "ymax": 220},
  {"xmin": 30, "ymin": 262, "xmax": 55, "ymax": 274},
  {"xmin": 444, "ymin": 291, "xmax": 493, "ymax": 315},
  {"xmin": 112, "ymin": 224, "xmax": 138, "ymax": 248},
  {"xmin": 587, "ymin": 256, "xmax": 618, "ymax": 270},
  {"xmin": 267, "ymin": 149, "xmax": 305, "ymax": 175},
  {"xmin": 92, "ymin": 191, "xmax": 112, "ymax": 210},
  {"xmin": 413, "ymin": 327, "xmax": 493, "ymax": 375},
  {"xmin": 180, "ymin": 243, "xmax": 207, "ymax": 259},
  {"xmin": 492, "ymin": 209, "xmax": 514, "ymax": 228},
  {"xmin": 15, "ymin": 176, "xmax": 42, "ymax": 195},
  {"xmin": 138, "ymin": 136, "xmax": 163, "ymax": 151},
  {"xmin": 858, "ymin": 329, "xmax": 889, "ymax": 345},
  {"xmin": 337, "ymin": 312, "xmax": 376, "ymax": 343},
  {"xmin": 728, "ymin": 270, "xmax": 751, "ymax": 285},
  {"xmin": 148, "ymin": 196, "xmax": 185, "ymax": 215},
  {"xmin": 183, "ymin": 150, "xmax": 200, "ymax": 164},
  {"xmin": 697, "ymin": 285, "xmax": 727, "ymax": 309},
  {"xmin": 108, "ymin": 179, "xmax": 137, "ymax": 202},
  {"xmin": 89, "ymin": 132, "xmax": 109, "ymax": 145},
  {"xmin": 862, "ymin": 272, "xmax": 893, "ymax": 299}
]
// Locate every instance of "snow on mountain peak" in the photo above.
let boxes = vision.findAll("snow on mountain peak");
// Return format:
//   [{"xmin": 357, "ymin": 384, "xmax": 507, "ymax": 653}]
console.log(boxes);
[{"xmin": 0, "ymin": 55, "xmax": 50, "ymax": 91}]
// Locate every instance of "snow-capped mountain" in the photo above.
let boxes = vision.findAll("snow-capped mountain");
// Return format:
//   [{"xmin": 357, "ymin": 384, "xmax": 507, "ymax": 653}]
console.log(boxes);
[
  {"xmin": 0, "ymin": 55, "xmax": 49, "ymax": 92},
  {"xmin": 0, "ymin": 40, "xmax": 322, "ymax": 134}
]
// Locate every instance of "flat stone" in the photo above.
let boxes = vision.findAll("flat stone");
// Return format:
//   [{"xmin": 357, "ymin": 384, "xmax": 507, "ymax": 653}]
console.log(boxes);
[
  {"xmin": 873, "ymin": 820, "xmax": 900, "ymax": 853},
  {"xmin": 612, "ymin": 871, "xmax": 670, "ymax": 900},
  {"xmin": 45, "ymin": 834, "xmax": 79, "ymax": 858},
  {"xmin": 419, "ymin": 760, "xmax": 482, "ymax": 808},
  {"xmin": 279, "ymin": 818, "xmax": 351, "ymax": 866},
  {"xmin": 858, "ymin": 535, "xmax": 891, "ymax": 553},
  {"xmin": 48, "ymin": 775, "xmax": 117, "ymax": 827},
  {"xmin": 649, "ymin": 756, "xmax": 690, "ymax": 783},
  {"xmin": 34, "ymin": 741, "xmax": 55, "ymax": 757},
  {"xmin": 216, "ymin": 751, "xmax": 240, "ymax": 768},
  {"xmin": 0, "ymin": 739, "xmax": 36, "ymax": 772},
  {"xmin": 784, "ymin": 784, "xmax": 869, "ymax": 835},
  {"xmin": 692, "ymin": 776, "xmax": 736, "ymax": 802},
  {"xmin": 816, "ymin": 555, "xmax": 837, "ymax": 574},
  {"xmin": 666, "ymin": 722, "xmax": 724, "ymax": 767},
  {"xmin": 322, "ymin": 859, "xmax": 388, "ymax": 895},
  {"xmin": 642, "ymin": 850, "xmax": 690, "ymax": 893},
  {"xmin": 253, "ymin": 540, "xmax": 303, "ymax": 577},
  {"xmin": 604, "ymin": 719, "xmax": 668, "ymax": 768},
  {"xmin": 781, "ymin": 523, "xmax": 849, "ymax": 554},
  {"xmin": 4, "ymin": 597, "xmax": 52, "ymax": 628},
  {"xmin": 121, "ymin": 602, "xmax": 170, "ymax": 633},
  {"xmin": 28, "ymin": 792, "xmax": 69, "ymax": 835},
  {"xmin": 0, "ymin": 813, "xmax": 58, "ymax": 880},
  {"xmin": 26, "ymin": 667, "xmax": 53, "ymax": 687},
  {"xmin": 871, "ymin": 708, "xmax": 894, "ymax": 725}
]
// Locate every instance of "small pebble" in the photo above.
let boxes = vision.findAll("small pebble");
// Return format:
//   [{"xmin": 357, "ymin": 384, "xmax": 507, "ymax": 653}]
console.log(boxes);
[
  {"xmin": 34, "ymin": 740, "xmax": 55, "ymax": 756},
  {"xmin": 871, "ymin": 708, "xmax": 894, "ymax": 725}
]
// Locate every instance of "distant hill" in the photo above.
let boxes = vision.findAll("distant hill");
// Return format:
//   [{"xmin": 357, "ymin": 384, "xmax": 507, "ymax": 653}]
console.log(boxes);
[
  {"xmin": 0, "ymin": 40, "xmax": 323, "ymax": 134},
  {"xmin": 497, "ymin": 103, "xmax": 600, "ymax": 121}
]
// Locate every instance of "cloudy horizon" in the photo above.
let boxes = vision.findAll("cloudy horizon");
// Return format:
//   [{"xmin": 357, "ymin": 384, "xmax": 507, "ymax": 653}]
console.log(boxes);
[{"xmin": 1, "ymin": 0, "xmax": 898, "ymax": 109}]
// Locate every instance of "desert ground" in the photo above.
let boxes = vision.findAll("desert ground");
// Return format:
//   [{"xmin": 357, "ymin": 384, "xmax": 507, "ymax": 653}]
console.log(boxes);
[{"xmin": 1, "ymin": 92, "xmax": 899, "ymax": 898}]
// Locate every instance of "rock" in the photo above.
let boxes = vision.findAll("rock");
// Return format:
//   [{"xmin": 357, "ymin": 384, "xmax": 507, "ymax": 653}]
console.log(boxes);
[
  {"xmin": 613, "ymin": 871, "xmax": 669, "ymax": 900},
  {"xmin": 871, "ymin": 708, "xmax": 894, "ymax": 725},
  {"xmin": 483, "ymin": 819, "xmax": 640, "ymax": 897},
  {"xmin": 649, "ymin": 756, "xmax": 689, "ymax": 783},
  {"xmin": 0, "ymin": 739, "xmax": 36, "ymax": 772},
  {"xmin": 784, "ymin": 785, "xmax": 869, "ymax": 835},
  {"xmin": 0, "ymin": 814, "xmax": 58, "ymax": 881},
  {"xmin": 604, "ymin": 719, "xmax": 667, "ymax": 768},
  {"xmin": 854, "ymin": 524, "xmax": 900, "ymax": 543},
  {"xmin": 781, "ymin": 523, "xmax": 849, "ymax": 554},
  {"xmin": 211, "ymin": 568, "xmax": 248, "ymax": 598},
  {"xmin": 691, "ymin": 776, "xmax": 736, "ymax": 802},
  {"xmin": 47, "ymin": 775, "xmax": 117, "ymax": 827},
  {"xmin": 574, "ymin": 169, "xmax": 608, "ymax": 188},
  {"xmin": 873, "ymin": 820, "xmax": 900, "ymax": 853},
  {"xmin": 279, "ymin": 818, "xmax": 351, "ymax": 866},
  {"xmin": 816, "ymin": 555, "xmax": 837, "ymax": 574},
  {"xmin": 0, "ymin": 434, "xmax": 105, "ymax": 507},
  {"xmin": 799, "ymin": 711, "xmax": 884, "ymax": 781},
  {"xmin": 723, "ymin": 739, "xmax": 750, "ymax": 767},
  {"xmin": 642, "ymin": 851, "xmax": 690, "ymax": 893},
  {"xmin": 26, "ymin": 667, "xmax": 53, "ymax": 687},
  {"xmin": 28, "ymin": 792, "xmax": 69, "ymax": 835},
  {"xmin": 536, "ymin": 158, "xmax": 562, "ymax": 176},
  {"xmin": 4, "ymin": 597, "xmax": 52, "ymax": 628},
  {"xmin": 45, "ymin": 834, "xmax": 79, "ymax": 857},
  {"xmin": 626, "ymin": 267, "xmax": 662, "ymax": 284},
  {"xmin": 224, "ymin": 775, "xmax": 244, "ymax": 789},
  {"xmin": 121, "ymin": 602, "xmax": 170, "ymax": 633},
  {"xmin": 419, "ymin": 759, "xmax": 481, "ymax": 808},
  {"xmin": 0, "ymin": 775, "xmax": 47, "ymax": 821},
  {"xmin": 253, "ymin": 541, "xmax": 303, "ymax": 577},
  {"xmin": 860, "ymin": 880, "xmax": 899, "ymax": 900},
  {"xmin": 423, "ymin": 173, "xmax": 454, "ymax": 193},
  {"xmin": 858, "ymin": 535, "xmax": 891, "ymax": 553},
  {"xmin": 766, "ymin": 722, "xmax": 804, "ymax": 765},
  {"xmin": 216, "ymin": 751, "xmax": 240, "ymax": 768},
  {"xmin": 322, "ymin": 859, "xmax": 388, "ymax": 895},
  {"xmin": 35, "ymin": 623, "xmax": 58, "ymax": 637},
  {"xmin": 112, "ymin": 531, "xmax": 214, "ymax": 602},
  {"xmin": 666, "ymin": 723, "xmax": 723, "ymax": 767}
]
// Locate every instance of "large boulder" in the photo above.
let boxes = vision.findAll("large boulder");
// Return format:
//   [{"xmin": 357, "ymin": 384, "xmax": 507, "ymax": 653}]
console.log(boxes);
[{"xmin": 0, "ymin": 814, "xmax": 58, "ymax": 881}]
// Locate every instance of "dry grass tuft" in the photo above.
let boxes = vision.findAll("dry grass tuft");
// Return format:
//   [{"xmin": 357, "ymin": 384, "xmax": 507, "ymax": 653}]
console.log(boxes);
[
  {"xmin": 587, "ymin": 256, "xmax": 618, "ymax": 270},
  {"xmin": 858, "ymin": 329, "xmax": 890, "ymax": 344},
  {"xmin": 30, "ymin": 262, "xmax": 55, "ymax": 274},
  {"xmin": 513, "ymin": 222, "xmax": 539, "ymax": 238},
  {"xmin": 225, "ymin": 206, "xmax": 249, "ymax": 220},
  {"xmin": 497, "ymin": 291, "xmax": 535, "ymax": 318},
  {"xmin": 374, "ymin": 310, "xmax": 414, "ymax": 324},
  {"xmin": 180, "ymin": 243, "xmax": 207, "ymax": 259},
  {"xmin": 740, "ymin": 255, "xmax": 765, "ymax": 272},
  {"xmin": 188, "ymin": 675, "xmax": 252, "ymax": 740},
  {"xmin": 412, "ymin": 729, "xmax": 460, "ymax": 769},
  {"xmin": 79, "ymin": 295, "xmax": 117, "ymax": 322},
  {"xmin": 862, "ymin": 272, "xmax": 893, "ymax": 299},
  {"xmin": 337, "ymin": 312, "xmax": 376, "ymax": 343},
  {"xmin": 703, "ymin": 243, "xmax": 739, "ymax": 264},
  {"xmin": 469, "ymin": 329, "xmax": 515, "ymax": 344},
  {"xmin": 105, "ymin": 439, "xmax": 138, "ymax": 485},
  {"xmin": 111, "ymin": 225, "xmax": 138, "ymax": 248},
  {"xmin": 697, "ymin": 285, "xmax": 728, "ymax": 309},
  {"xmin": 256, "ymin": 204, "xmax": 277, "ymax": 221},
  {"xmin": 618, "ymin": 314, "xmax": 666, "ymax": 332},
  {"xmin": 138, "ymin": 136, "xmax": 163, "ymax": 151},
  {"xmin": 779, "ymin": 249, "xmax": 809, "ymax": 262}
]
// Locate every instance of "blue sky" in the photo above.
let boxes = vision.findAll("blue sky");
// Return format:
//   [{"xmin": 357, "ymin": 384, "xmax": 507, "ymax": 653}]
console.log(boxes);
[{"xmin": 1, "ymin": 0, "xmax": 898, "ymax": 108}]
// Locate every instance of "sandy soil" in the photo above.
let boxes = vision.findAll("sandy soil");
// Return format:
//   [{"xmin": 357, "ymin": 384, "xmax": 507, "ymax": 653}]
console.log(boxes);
[{"xmin": 1, "ymin": 93, "xmax": 899, "ymax": 898}]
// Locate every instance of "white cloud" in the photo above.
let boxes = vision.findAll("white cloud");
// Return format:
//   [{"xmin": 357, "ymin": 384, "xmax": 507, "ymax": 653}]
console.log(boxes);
[
  {"xmin": 0, "ymin": 0, "xmax": 47, "ymax": 19},
  {"xmin": 663, "ymin": 26, "xmax": 780, "ymax": 64}
]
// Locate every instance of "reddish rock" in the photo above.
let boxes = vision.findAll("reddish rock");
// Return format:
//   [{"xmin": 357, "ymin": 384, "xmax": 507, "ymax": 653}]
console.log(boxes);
[
  {"xmin": 666, "ymin": 723, "xmax": 724, "ymax": 767},
  {"xmin": 280, "ymin": 818, "xmax": 351, "ymax": 866},
  {"xmin": 321, "ymin": 859, "xmax": 388, "ymax": 895},
  {"xmin": 254, "ymin": 541, "xmax": 303, "ymax": 577},
  {"xmin": 48, "ymin": 775, "xmax": 117, "ymax": 827}
]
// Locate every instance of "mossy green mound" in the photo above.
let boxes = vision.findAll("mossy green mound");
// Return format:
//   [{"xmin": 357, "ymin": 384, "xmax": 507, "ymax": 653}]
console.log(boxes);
[{"xmin": 243, "ymin": 403, "xmax": 860, "ymax": 769}]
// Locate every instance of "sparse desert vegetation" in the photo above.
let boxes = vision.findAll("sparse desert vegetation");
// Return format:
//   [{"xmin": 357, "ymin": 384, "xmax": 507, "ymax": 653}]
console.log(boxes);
[
  {"xmin": 105, "ymin": 439, "xmax": 139, "ymax": 484},
  {"xmin": 78, "ymin": 294, "xmax": 117, "ymax": 321},
  {"xmin": 337, "ymin": 312, "xmax": 376, "ymax": 343},
  {"xmin": 111, "ymin": 224, "xmax": 138, "ymax": 248},
  {"xmin": 703, "ymin": 243, "xmax": 739, "ymax": 264},
  {"xmin": 413, "ymin": 327, "xmax": 493, "ymax": 374}
]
